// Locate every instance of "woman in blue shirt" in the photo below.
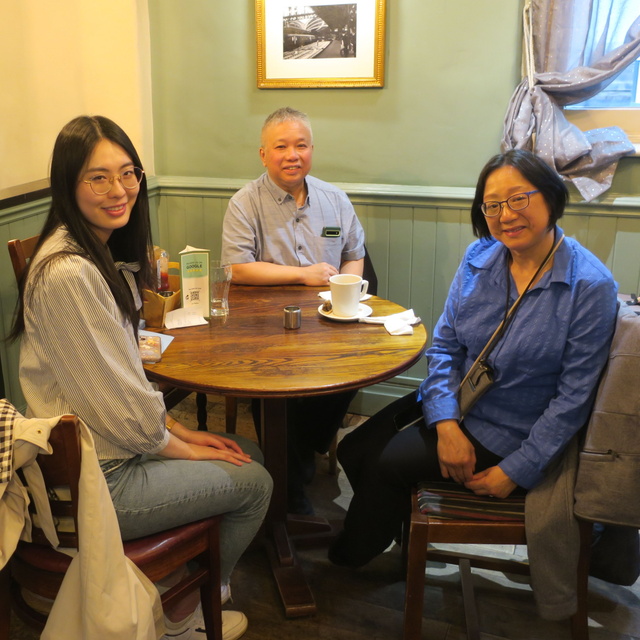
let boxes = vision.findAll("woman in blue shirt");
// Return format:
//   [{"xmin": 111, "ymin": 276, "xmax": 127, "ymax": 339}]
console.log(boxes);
[{"xmin": 329, "ymin": 150, "xmax": 618, "ymax": 568}]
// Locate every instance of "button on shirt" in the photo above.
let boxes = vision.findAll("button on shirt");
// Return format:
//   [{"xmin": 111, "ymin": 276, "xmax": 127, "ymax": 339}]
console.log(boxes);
[
  {"xmin": 221, "ymin": 173, "xmax": 365, "ymax": 268},
  {"xmin": 419, "ymin": 229, "xmax": 618, "ymax": 489}
]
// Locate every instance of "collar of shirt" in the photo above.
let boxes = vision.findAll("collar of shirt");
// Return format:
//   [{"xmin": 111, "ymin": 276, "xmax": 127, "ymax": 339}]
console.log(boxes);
[
  {"xmin": 468, "ymin": 226, "xmax": 572, "ymax": 291},
  {"xmin": 262, "ymin": 172, "xmax": 310, "ymax": 208}
]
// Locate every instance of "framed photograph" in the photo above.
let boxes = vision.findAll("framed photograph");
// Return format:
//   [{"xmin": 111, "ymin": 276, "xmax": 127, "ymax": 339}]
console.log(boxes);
[{"xmin": 256, "ymin": 1, "xmax": 386, "ymax": 89}]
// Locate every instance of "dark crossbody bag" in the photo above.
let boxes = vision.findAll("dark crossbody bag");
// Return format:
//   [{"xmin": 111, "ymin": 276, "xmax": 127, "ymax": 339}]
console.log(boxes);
[{"xmin": 458, "ymin": 233, "xmax": 565, "ymax": 419}]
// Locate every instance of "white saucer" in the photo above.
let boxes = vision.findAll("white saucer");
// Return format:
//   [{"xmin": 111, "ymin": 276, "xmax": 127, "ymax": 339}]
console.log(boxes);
[
  {"xmin": 318, "ymin": 291, "xmax": 372, "ymax": 302},
  {"xmin": 318, "ymin": 303, "xmax": 373, "ymax": 322}
]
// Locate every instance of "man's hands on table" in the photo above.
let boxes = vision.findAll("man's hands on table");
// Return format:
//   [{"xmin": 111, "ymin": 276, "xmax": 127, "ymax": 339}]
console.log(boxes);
[
  {"xmin": 230, "ymin": 261, "xmax": 338, "ymax": 286},
  {"xmin": 229, "ymin": 257, "xmax": 363, "ymax": 286}
]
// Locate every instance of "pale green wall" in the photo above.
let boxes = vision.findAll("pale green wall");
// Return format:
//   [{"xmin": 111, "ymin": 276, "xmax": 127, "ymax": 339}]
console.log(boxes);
[
  {"xmin": 3, "ymin": 1, "xmax": 639, "ymax": 408},
  {"xmin": 149, "ymin": 1, "xmax": 526, "ymax": 189},
  {"xmin": 148, "ymin": 1, "xmax": 640, "ymax": 195}
]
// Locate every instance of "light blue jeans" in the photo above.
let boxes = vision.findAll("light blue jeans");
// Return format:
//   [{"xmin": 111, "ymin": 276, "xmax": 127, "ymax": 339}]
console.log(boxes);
[{"xmin": 102, "ymin": 433, "xmax": 272, "ymax": 583}]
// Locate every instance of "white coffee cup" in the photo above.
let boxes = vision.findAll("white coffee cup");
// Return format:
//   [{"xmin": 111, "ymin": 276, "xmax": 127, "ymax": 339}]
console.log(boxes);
[{"xmin": 329, "ymin": 274, "xmax": 369, "ymax": 317}]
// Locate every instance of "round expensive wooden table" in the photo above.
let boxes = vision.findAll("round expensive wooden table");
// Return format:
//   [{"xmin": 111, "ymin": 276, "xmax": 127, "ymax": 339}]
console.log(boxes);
[{"xmin": 144, "ymin": 285, "xmax": 427, "ymax": 617}]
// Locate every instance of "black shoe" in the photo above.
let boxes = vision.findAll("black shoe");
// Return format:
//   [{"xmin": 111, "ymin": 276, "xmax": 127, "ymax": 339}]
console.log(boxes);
[
  {"xmin": 328, "ymin": 532, "xmax": 368, "ymax": 568},
  {"xmin": 300, "ymin": 445, "xmax": 316, "ymax": 485}
]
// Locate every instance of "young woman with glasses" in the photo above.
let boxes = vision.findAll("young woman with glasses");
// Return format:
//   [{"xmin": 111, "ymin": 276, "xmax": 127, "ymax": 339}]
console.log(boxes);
[{"xmin": 11, "ymin": 115, "xmax": 272, "ymax": 640}]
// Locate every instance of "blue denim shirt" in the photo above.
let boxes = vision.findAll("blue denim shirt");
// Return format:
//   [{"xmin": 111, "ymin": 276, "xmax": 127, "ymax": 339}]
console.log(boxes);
[{"xmin": 419, "ymin": 228, "xmax": 618, "ymax": 489}]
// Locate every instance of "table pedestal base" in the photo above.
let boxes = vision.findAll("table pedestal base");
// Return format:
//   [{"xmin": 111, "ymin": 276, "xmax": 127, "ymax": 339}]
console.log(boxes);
[
  {"xmin": 267, "ymin": 516, "xmax": 342, "ymax": 617},
  {"xmin": 286, "ymin": 514, "xmax": 341, "ymax": 547},
  {"xmin": 268, "ymin": 521, "xmax": 316, "ymax": 617}
]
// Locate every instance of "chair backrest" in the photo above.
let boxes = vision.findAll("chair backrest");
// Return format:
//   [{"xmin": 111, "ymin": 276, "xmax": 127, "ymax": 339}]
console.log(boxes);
[
  {"xmin": 363, "ymin": 245, "xmax": 378, "ymax": 296},
  {"xmin": 8, "ymin": 234, "xmax": 40, "ymax": 283},
  {"xmin": 29, "ymin": 415, "xmax": 82, "ymax": 548}
]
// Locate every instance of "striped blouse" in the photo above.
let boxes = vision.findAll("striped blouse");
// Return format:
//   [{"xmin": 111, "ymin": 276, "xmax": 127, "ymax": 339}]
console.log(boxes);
[{"xmin": 19, "ymin": 226, "xmax": 169, "ymax": 461}]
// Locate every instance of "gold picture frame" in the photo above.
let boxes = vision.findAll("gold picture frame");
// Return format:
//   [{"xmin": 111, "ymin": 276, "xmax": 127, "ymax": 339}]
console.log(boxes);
[{"xmin": 256, "ymin": 1, "xmax": 386, "ymax": 89}]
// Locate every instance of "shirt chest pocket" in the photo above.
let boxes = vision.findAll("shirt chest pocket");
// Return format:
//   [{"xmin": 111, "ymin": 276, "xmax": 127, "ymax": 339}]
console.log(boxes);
[{"xmin": 315, "ymin": 235, "xmax": 344, "ymax": 266}]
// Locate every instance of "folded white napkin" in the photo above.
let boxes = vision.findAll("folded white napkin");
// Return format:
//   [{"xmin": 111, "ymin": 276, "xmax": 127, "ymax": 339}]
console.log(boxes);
[
  {"xmin": 359, "ymin": 309, "xmax": 421, "ymax": 335},
  {"xmin": 318, "ymin": 290, "xmax": 372, "ymax": 302},
  {"xmin": 164, "ymin": 308, "xmax": 208, "ymax": 329}
]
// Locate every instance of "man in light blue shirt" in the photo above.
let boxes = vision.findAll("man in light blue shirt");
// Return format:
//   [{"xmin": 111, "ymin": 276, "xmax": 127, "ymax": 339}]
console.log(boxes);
[
  {"xmin": 222, "ymin": 107, "xmax": 365, "ymax": 284},
  {"xmin": 221, "ymin": 107, "xmax": 366, "ymax": 514}
]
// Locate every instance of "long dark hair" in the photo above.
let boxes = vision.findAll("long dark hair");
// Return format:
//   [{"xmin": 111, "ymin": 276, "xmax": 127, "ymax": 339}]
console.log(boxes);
[
  {"xmin": 470, "ymin": 150, "xmax": 569, "ymax": 239},
  {"xmin": 10, "ymin": 115, "xmax": 154, "ymax": 340}
]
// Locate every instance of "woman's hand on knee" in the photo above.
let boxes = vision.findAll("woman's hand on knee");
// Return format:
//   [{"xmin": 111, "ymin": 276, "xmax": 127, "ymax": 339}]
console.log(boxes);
[
  {"xmin": 465, "ymin": 466, "xmax": 517, "ymax": 498},
  {"xmin": 436, "ymin": 420, "xmax": 476, "ymax": 483},
  {"xmin": 184, "ymin": 429, "xmax": 247, "ymax": 455},
  {"xmin": 160, "ymin": 431, "xmax": 252, "ymax": 466},
  {"xmin": 165, "ymin": 417, "xmax": 251, "ymax": 465},
  {"xmin": 187, "ymin": 441, "xmax": 253, "ymax": 466}
]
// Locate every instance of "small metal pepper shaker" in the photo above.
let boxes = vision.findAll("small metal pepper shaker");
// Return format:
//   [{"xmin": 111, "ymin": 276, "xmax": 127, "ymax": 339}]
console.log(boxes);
[{"xmin": 283, "ymin": 305, "xmax": 302, "ymax": 329}]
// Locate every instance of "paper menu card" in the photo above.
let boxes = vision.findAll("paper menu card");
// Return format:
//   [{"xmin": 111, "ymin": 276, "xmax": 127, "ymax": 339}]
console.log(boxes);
[{"xmin": 179, "ymin": 245, "xmax": 210, "ymax": 319}]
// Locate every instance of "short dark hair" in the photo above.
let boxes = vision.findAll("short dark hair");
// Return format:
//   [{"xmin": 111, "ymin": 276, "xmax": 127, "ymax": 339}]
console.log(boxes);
[
  {"xmin": 470, "ymin": 150, "xmax": 569, "ymax": 238},
  {"xmin": 10, "ymin": 115, "xmax": 153, "ymax": 340}
]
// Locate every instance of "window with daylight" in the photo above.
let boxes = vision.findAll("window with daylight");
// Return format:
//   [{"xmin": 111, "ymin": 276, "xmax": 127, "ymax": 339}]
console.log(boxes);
[
  {"xmin": 564, "ymin": 3, "xmax": 640, "ymax": 146},
  {"xmin": 502, "ymin": 0, "xmax": 640, "ymax": 200}
]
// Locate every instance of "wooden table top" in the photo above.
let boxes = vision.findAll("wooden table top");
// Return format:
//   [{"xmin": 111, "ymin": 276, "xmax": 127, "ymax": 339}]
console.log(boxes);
[{"xmin": 145, "ymin": 285, "xmax": 427, "ymax": 398}]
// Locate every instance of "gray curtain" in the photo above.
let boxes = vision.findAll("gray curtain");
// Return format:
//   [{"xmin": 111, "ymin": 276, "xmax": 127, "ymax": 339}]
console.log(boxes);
[{"xmin": 502, "ymin": 0, "xmax": 640, "ymax": 201}]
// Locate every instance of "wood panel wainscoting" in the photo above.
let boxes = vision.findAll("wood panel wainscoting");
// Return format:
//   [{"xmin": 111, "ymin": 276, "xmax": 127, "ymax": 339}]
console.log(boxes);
[{"xmin": 1, "ymin": 176, "xmax": 639, "ymax": 412}]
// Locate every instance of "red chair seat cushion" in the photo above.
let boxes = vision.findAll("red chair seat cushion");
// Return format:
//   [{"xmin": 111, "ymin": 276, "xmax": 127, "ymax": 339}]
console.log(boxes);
[{"xmin": 416, "ymin": 482, "xmax": 525, "ymax": 522}]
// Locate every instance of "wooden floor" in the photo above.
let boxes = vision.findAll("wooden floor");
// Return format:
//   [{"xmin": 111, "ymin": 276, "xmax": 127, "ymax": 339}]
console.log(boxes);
[{"xmin": 8, "ymin": 395, "xmax": 640, "ymax": 639}]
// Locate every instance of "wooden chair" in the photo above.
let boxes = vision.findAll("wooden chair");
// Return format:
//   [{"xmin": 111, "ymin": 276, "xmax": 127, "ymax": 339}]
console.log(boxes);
[
  {"xmin": 7, "ymin": 236, "xmax": 237, "ymax": 433},
  {"xmin": 403, "ymin": 482, "xmax": 592, "ymax": 640},
  {"xmin": 0, "ymin": 566, "xmax": 9, "ymax": 640},
  {"xmin": 7, "ymin": 234, "xmax": 39, "ymax": 284},
  {"xmin": 4, "ymin": 414, "xmax": 224, "ymax": 638}
]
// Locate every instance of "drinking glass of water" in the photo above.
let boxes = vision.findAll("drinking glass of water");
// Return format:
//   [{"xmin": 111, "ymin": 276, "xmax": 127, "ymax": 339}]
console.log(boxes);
[{"xmin": 210, "ymin": 261, "xmax": 232, "ymax": 316}]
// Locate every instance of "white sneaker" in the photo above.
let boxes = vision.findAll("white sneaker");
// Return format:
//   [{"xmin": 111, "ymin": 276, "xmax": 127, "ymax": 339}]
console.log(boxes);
[{"xmin": 163, "ymin": 604, "xmax": 248, "ymax": 640}]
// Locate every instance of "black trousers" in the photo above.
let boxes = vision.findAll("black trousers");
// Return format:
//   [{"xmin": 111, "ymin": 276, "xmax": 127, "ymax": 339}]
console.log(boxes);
[
  {"xmin": 333, "ymin": 391, "xmax": 502, "ymax": 567},
  {"xmin": 252, "ymin": 390, "xmax": 356, "ymax": 498}
]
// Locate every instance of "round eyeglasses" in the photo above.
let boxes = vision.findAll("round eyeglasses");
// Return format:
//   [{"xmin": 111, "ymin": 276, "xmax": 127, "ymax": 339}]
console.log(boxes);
[
  {"xmin": 82, "ymin": 167, "xmax": 144, "ymax": 195},
  {"xmin": 480, "ymin": 190, "xmax": 539, "ymax": 217}
]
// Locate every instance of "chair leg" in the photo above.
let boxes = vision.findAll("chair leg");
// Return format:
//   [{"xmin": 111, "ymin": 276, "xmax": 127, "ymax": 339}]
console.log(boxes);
[
  {"xmin": 459, "ymin": 558, "xmax": 481, "ymax": 640},
  {"xmin": 200, "ymin": 523, "xmax": 223, "ymax": 640},
  {"xmin": 196, "ymin": 393, "xmax": 208, "ymax": 431},
  {"xmin": 0, "ymin": 564, "xmax": 11, "ymax": 640},
  {"xmin": 327, "ymin": 434, "xmax": 338, "ymax": 475},
  {"xmin": 570, "ymin": 520, "xmax": 592, "ymax": 640},
  {"xmin": 403, "ymin": 521, "xmax": 429, "ymax": 640},
  {"xmin": 225, "ymin": 397, "xmax": 238, "ymax": 434},
  {"xmin": 196, "ymin": 394, "xmax": 237, "ymax": 434}
]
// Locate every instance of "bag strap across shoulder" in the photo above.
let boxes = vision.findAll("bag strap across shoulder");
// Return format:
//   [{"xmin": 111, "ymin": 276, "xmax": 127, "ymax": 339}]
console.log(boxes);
[{"xmin": 460, "ymin": 233, "xmax": 565, "ymax": 389}]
